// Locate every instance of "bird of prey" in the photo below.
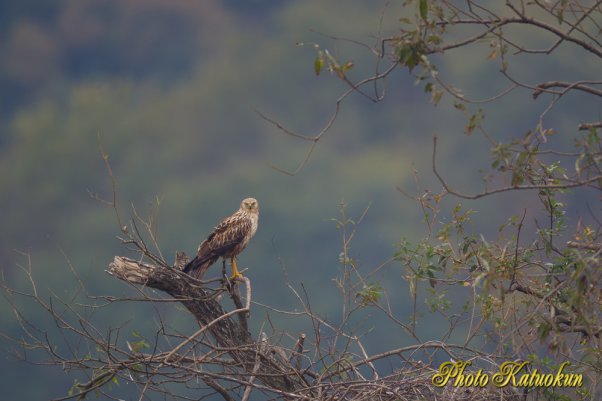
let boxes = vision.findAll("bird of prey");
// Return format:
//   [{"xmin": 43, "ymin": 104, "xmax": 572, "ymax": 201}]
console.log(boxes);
[{"xmin": 183, "ymin": 198, "xmax": 259, "ymax": 281}]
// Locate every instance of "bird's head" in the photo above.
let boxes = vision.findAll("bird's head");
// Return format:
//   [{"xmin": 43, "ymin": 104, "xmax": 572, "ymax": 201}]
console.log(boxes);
[{"xmin": 241, "ymin": 197, "xmax": 259, "ymax": 214}]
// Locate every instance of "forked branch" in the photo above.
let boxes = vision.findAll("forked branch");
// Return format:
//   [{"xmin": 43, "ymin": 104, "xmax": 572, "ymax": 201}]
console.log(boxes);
[{"xmin": 107, "ymin": 256, "xmax": 307, "ymax": 394}]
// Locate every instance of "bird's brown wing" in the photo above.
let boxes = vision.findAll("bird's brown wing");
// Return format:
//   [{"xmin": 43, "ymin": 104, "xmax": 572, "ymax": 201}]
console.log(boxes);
[
  {"xmin": 202, "ymin": 211, "xmax": 252, "ymax": 255},
  {"xmin": 183, "ymin": 210, "xmax": 252, "ymax": 279}
]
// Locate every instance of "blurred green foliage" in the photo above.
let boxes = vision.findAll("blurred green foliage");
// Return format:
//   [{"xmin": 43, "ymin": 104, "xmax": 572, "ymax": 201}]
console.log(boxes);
[{"xmin": 0, "ymin": 1, "xmax": 597, "ymax": 399}]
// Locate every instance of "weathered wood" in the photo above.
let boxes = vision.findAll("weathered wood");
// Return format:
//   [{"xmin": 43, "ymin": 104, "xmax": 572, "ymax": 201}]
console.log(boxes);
[{"xmin": 107, "ymin": 256, "xmax": 306, "ymax": 394}]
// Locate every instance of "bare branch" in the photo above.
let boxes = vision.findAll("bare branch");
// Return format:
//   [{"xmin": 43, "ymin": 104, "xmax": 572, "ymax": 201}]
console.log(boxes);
[
  {"xmin": 107, "ymin": 256, "xmax": 306, "ymax": 392},
  {"xmin": 432, "ymin": 136, "xmax": 602, "ymax": 200},
  {"xmin": 578, "ymin": 121, "xmax": 602, "ymax": 131}
]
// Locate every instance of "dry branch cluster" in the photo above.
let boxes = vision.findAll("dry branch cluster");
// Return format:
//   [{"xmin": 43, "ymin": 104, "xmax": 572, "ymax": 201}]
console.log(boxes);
[
  {"xmin": 0, "ymin": 247, "xmax": 555, "ymax": 401},
  {"xmin": 103, "ymin": 255, "xmax": 520, "ymax": 401}
]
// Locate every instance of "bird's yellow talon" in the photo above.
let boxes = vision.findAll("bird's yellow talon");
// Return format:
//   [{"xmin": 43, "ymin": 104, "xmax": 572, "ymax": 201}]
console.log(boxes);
[
  {"xmin": 229, "ymin": 258, "xmax": 244, "ymax": 281},
  {"xmin": 230, "ymin": 272, "xmax": 244, "ymax": 281}
]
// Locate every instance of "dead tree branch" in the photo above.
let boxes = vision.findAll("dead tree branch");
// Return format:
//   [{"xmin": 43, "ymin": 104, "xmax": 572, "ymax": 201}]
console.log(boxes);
[{"xmin": 107, "ymin": 256, "xmax": 307, "ymax": 394}]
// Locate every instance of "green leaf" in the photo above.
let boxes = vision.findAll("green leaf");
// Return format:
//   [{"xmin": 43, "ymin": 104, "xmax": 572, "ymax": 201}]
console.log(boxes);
[
  {"xmin": 314, "ymin": 54, "xmax": 324, "ymax": 76},
  {"xmin": 419, "ymin": 0, "xmax": 428, "ymax": 20},
  {"xmin": 427, "ymin": 34, "xmax": 441, "ymax": 45},
  {"xmin": 538, "ymin": 321, "xmax": 552, "ymax": 342},
  {"xmin": 432, "ymin": 89, "xmax": 443, "ymax": 105},
  {"xmin": 397, "ymin": 42, "xmax": 422, "ymax": 72},
  {"xmin": 511, "ymin": 172, "xmax": 524, "ymax": 186},
  {"xmin": 427, "ymin": 270, "xmax": 436, "ymax": 288},
  {"xmin": 453, "ymin": 102, "xmax": 466, "ymax": 111},
  {"xmin": 355, "ymin": 283, "xmax": 382, "ymax": 306},
  {"xmin": 397, "ymin": 44, "xmax": 412, "ymax": 65},
  {"xmin": 342, "ymin": 61, "xmax": 354, "ymax": 71}
]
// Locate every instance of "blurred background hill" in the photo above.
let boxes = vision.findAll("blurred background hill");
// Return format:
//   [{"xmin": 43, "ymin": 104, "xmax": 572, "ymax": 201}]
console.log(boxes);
[{"xmin": 0, "ymin": 1, "xmax": 596, "ymax": 399}]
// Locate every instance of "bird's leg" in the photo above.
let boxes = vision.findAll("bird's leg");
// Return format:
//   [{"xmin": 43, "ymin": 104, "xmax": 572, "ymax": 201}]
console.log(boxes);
[
  {"xmin": 230, "ymin": 257, "xmax": 244, "ymax": 281},
  {"xmin": 221, "ymin": 259, "xmax": 233, "ymax": 290}
]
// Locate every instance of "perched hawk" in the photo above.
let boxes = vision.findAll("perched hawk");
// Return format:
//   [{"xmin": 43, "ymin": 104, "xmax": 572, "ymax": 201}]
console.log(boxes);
[{"xmin": 183, "ymin": 198, "xmax": 259, "ymax": 281}]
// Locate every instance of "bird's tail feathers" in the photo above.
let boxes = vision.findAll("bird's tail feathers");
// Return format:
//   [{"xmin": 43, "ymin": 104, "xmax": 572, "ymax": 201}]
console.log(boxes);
[{"xmin": 183, "ymin": 255, "xmax": 215, "ymax": 280}]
